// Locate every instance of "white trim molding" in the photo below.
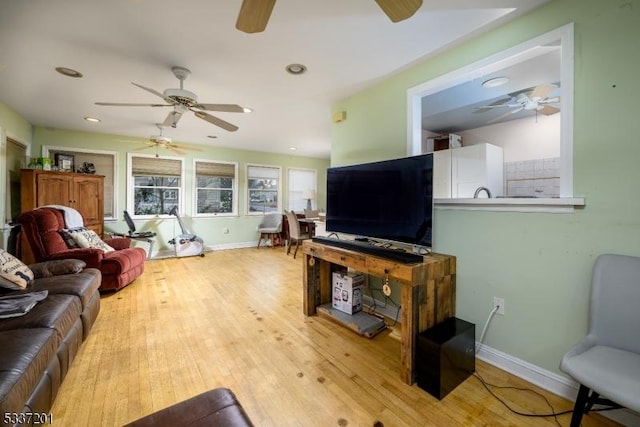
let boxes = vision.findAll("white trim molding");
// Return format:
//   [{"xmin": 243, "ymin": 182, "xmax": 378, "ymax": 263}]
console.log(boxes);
[{"xmin": 477, "ymin": 343, "xmax": 640, "ymax": 426}]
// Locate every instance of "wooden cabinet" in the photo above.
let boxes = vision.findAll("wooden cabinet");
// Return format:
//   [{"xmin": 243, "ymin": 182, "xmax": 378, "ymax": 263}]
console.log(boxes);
[{"xmin": 20, "ymin": 169, "xmax": 105, "ymax": 262}]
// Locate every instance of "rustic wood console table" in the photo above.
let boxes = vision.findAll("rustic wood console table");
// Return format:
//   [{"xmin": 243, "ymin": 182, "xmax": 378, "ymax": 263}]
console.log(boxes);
[{"xmin": 301, "ymin": 240, "xmax": 456, "ymax": 385}]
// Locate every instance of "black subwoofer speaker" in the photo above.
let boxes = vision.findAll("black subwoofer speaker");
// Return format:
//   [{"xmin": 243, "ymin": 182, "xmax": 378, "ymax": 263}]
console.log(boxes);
[{"xmin": 416, "ymin": 317, "xmax": 475, "ymax": 400}]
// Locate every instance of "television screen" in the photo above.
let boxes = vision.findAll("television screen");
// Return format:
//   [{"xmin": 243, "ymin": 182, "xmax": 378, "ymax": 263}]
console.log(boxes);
[{"xmin": 326, "ymin": 153, "xmax": 434, "ymax": 248}]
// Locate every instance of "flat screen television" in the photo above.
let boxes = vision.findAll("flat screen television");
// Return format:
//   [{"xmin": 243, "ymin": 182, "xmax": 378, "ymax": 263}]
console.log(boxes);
[{"xmin": 326, "ymin": 153, "xmax": 434, "ymax": 248}]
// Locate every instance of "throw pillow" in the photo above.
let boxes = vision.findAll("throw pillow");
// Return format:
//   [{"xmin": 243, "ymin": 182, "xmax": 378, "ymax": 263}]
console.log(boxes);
[
  {"xmin": 59, "ymin": 229, "xmax": 82, "ymax": 248},
  {"xmin": 29, "ymin": 259, "xmax": 87, "ymax": 279},
  {"xmin": 70, "ymin": 229, "xmax": 115, "ymax": 253},
  {"xmin": 0, "ymin": 249, "xmax": 35, "ymax": 290}
]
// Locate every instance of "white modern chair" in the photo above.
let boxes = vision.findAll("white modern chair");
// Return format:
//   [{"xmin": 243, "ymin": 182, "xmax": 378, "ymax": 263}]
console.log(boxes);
[
  {"xmin": 257, "ymin": 213, "xmax": 283, "ymax": 249},
  {"xmin": 560, "ymin": 253, "xmax": 640, "ymax": 427}
]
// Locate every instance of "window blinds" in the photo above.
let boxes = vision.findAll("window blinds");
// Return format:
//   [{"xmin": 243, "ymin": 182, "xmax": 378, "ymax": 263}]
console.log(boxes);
[{"xmin": 132, "ymin": 157, "xmax": 181, "ymax": 176}]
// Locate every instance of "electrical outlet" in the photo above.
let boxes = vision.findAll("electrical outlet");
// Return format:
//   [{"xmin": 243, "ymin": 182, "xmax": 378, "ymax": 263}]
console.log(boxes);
[
  {"xmin": 493, "ymin": 297, "xmax": 505, "ymax": 315},
  {"xmin": 222, "ymin": 227, "xmax": 230, "ymax": 234}
]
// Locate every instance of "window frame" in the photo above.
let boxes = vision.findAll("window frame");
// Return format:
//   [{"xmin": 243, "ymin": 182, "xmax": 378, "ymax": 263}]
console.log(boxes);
[
  {"xmin": 42, "ymin": 145, "xmax": 118, "ymax": 220},
  {"xmin": 193, "ymin": 158, "xmax": 238, "ymax": 218},
  {"xmin": 246, "ymin": 163, "xmax": 282, "ymax": 216},
  {"xmin": 127, "ymin": 152, "xmax": 185, "ymax": 219}
]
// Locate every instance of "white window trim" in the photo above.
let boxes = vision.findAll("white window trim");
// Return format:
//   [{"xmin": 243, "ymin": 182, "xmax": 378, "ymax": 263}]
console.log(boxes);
[
  {"xmin": 127, "ymin": 152, "xmax": 185, "ymax": 219},
  {"xmin": 246, "ymin": 163, "xmax": 282, "ymax": 216},
  {"xmin": 407, "ymin": 23, "xmax": 584, "ymax": 213},
  {"xmin": 42, "ymin": 145, "xmax": 119, "ymax": 220},
  {"xmin": 193, "ymin": 158, "xmax": 238, "ymax": 218}
]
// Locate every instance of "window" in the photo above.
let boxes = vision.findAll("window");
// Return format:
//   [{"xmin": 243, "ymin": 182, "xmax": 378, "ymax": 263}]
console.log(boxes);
[
  {"xmin": 247, "ymin": 164, "xmax": 281, "ymax": 214},
  {"xmin": 43, "ymin": 146, "xmax": 117, "ymax": 219},
  {"xmin": 287, "ymin": 168, "xmax": 317, "ymax": 211},
  {"xmin": 194, "ymin": 160, "xmax": 237, "ymax": 216},
  {"xmin": 129, "ymin": 154, "xmax": 183, "ymax": 217},
  {"xmin": 407, "ymin": 24, "xmax": 582, "ymax": 211}
]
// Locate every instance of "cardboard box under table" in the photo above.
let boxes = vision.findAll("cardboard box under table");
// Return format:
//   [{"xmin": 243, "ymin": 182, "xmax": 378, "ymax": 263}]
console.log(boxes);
[{"xmin": 332, "ymin": 271, "xmax": 364, "ymax": 314}]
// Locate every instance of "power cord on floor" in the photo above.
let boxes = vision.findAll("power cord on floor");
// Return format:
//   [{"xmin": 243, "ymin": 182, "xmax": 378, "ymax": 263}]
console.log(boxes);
[{"xmin": 473, "ymin": 306, "xmax": 571, "ymax": 426}]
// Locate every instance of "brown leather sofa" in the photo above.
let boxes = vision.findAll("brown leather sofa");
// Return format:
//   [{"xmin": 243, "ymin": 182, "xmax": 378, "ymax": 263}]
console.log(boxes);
[
  {"xmin": 0, "ymin": 261, "xmax": 101, "ymax": 421},
  {"xmin": 18, "ymin": 208, "xmax": 146, "ymax": 292},
  {"xmin": 125, "ymin": 388, "xmax": 254, "ymax": 426}
]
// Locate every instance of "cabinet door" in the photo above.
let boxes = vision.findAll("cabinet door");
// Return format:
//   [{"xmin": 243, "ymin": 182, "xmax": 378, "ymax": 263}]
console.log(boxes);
[
  {"xmin": 73, "ymin": 176, "xmax": 103, "ymax": 226},
  {"xmin": 37, "ymin": 174, "xmax": 73, "ymax": 206}
]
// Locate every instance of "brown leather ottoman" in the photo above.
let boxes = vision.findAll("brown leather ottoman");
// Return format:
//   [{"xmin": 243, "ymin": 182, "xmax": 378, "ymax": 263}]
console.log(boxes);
[{"xmin": 124, "ymin": 388, "xmax": 254, "ymax": 427}]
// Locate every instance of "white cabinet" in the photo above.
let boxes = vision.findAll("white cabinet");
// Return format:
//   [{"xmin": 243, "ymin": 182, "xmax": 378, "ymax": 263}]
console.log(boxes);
[{"xmin": 433, "ymin": 143, "xmax": 503, "ymax": 198}]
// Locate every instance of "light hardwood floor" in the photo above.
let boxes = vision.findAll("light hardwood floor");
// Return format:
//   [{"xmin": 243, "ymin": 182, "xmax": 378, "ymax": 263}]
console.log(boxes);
[{"xmin": 51, "ymin": 247, "xmax": 618, "ymax": 426}]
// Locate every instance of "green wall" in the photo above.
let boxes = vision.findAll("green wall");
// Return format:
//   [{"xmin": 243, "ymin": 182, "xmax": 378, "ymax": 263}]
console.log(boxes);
[
  {"xmin": 331, "ymin": 0, "xmax": 640, "ymax": 374},
  {"xmin": 26, "ymin": 127, "xmax": 329, "ymax": 253},
  {"xmin": 0, "ymin": 102, "xmax": 32, "ymax": 145}
]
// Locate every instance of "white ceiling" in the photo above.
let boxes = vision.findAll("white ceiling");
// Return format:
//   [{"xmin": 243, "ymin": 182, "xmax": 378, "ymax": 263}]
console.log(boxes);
[{"xmin": 0, "ymin": 0, "xmax": 549, "ymax": 159}]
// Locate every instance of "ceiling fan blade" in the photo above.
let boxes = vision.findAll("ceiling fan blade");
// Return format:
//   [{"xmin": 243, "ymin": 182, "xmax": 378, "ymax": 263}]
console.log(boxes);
[
  {"xmin": 539, "ymin": 96, "xmax": 561, "ymax": 104},
  {"xmin": 193, "ymin": 103, "xmax": 246, "ymax": 113},
  {"xmin": 539, "ymin": 105, "xmax": 560, "ymax": 116},
  {"xmin": 375, "ymin": 0, "xmax": 422, "ymax": 23},
  {"xmin": 488, "ymin": 107, "xmax": 523, "ymax": 124},
  {"xmin": 236, "ymin": 0, "xmax": 276, "ymax": 34},
  {"xmin": 474, "ymin": 98, "xmax": 514, "ymax": 113},
  {"xmin": 172, "ymin": 143, "xmax": 203, "ymax": 152},
  {"xmin": 132, "ymin": 82, "xmax": 173, "ymax": 103},
  {"xmin": 132, "ymin": 144, "xmax": 155, "ymax": 151},
  {"xmin": 194, "ymin": 111, "xmax": 239, "ymax": 132},
  {"xmin": 529, "ymin": 84, "xmax": 557, "ymax": 101},
  {"xmin": 166, "ymin": 146, "xmax": 186, "ymax": 155},
  {"xmin": 95, "ymin": 102, "xmax": 170, "ymax": 107},
  {"xmin": 162, "ymin": 110, "xmax": 184, "ymax": 128}
]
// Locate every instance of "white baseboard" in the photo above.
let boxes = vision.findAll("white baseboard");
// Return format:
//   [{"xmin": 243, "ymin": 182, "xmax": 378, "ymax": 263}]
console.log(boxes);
[
  {"xmin": 149, "ymin": 241, "xmax": 262, "ymax": 259},
  {"xmin": 477, "ymin": 343, "xmax": 640, "ymax": 426}
]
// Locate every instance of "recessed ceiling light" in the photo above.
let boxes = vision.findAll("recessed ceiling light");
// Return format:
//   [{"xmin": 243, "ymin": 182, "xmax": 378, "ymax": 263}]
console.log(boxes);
[
  {"xmin": 482, "ymin": 77, "xmax": 509, "ymax": 88},
  {"xmin": 288, "ymin": 146, "xmax": 297, "ymax": 151},
  {"xmin": 242, "ymin": 107, "xmax": 253, "ymax": 113},
  {"xmin": 84, "ymin": 117, "xmax": 100, "ymax": 123},
  {"xmin": 55, "ymin": 67, "xmax": 83, "ymax": 78},
  {"xmin": 285, "ymin": 64, "xmax": 307, "ymax": 75}
]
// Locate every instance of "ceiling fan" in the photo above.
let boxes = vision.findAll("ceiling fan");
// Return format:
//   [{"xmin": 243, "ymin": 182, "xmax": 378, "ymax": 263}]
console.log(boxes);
[
  {"xmin": 125, "ymin": 126, "xmax": 203, "ymax": 157},
  {"xmin": 96, "ymin": 66, "xmax": 249, "ymax": 132},
  {"xmin": 236, "ymin": 0, "xmax": 423, "ymax": 33},
  {"xmin": 475, "ymin": 84, "xmax": 561, "ymax": 124}
]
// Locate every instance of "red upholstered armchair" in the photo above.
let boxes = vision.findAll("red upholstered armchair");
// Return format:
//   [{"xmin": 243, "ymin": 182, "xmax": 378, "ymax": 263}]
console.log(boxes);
[{"xmin": 18, "ymin": 207, "xmax": 146, "ymax": 292}]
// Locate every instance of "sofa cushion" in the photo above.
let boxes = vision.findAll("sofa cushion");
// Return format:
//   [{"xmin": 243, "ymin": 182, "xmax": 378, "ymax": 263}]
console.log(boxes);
[
  {"xmin": 0, "ymin": 249, "xmax": 34, "ymax": 290},
  {"xmin": 0, "ymin": 294, "xmax": 82, "ymax": 345},
  {"xmin": 101, "ymin": 248, "xmax": 146, "ymax": 275},
  {"xmin": 0, "ymin": 329, "xmax": 57, "ymax": 415},
  {"xmin": 29, "ymin": 259, "xmax": 87, "ymax": 279},
  {"xmin": 28, "ymin": 268, "xmax": 101, "ymax": 310}
]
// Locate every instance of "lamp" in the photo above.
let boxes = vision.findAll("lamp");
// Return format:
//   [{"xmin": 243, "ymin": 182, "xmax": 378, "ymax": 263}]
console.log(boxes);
[{"xmin": 301, "ymin": 189, "xmax": 315, "ymax": 210}]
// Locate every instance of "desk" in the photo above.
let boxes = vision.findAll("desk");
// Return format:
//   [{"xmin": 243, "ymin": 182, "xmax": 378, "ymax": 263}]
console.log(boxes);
[{"xmin": 302, "ymin": 240, "xmax": 456, "ymax": 385}]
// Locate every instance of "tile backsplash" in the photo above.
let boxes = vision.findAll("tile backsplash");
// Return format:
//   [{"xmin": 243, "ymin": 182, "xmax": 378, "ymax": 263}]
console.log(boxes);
[{"xmin": 504, "ymin": 157, "xmax": 560, "ymax": 198}]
